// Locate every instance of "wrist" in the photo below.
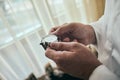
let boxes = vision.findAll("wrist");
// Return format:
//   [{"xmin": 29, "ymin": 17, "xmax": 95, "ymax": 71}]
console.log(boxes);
[
  {"xmin": 85, "ymin": 25, "xmax": 97, "ymax": 45},
  {"xmin": 83, "ymin": 61, "xmax": 102, "ymax": 80}
]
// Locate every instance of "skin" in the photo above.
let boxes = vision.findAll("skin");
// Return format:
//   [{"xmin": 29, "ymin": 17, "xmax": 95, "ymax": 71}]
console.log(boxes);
[
  {"xmin": 45, "ymin": 22, "xmax": 102, "ymax": 80},
  {"xmin": 49, "ymin": 23, "xmax": 97, "ymax": 45}
]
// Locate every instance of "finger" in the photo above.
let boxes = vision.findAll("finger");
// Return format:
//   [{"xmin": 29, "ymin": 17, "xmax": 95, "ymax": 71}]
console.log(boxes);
[
  {"xmin": 49, "ymin": 26, "xmax": 60, "ymax": 34},
  {"xmin": 49, "ymin": 42, "xmax": 73, "ymax": 51},
  {"xmin": 45, "ymin": 48, "xmax": 72, "ymax": 62},
  {"xmin": 49, "ymin": 23, "xmax": 67, "ymax": 33},
  {"xmin": 50, "ymin": 24, "xmax": 69, "ymax": 36},
  {"xmin": 49, "ymin": 23, "xmax": 71, "ymax": 41},
  {"xmin": 45, "ymin": 48, "xmax": 61, "ymax": 61}
]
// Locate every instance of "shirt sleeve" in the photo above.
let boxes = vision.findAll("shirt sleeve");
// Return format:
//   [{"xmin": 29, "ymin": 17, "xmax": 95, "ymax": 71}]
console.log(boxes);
[
  {"xmin": 90, "ymin": 15, "xmax": 106, "ymax": 50},
  {"xmin": 89, "ymin": 65, "xmax": 120, "ymax": 80},
  {"xmin": 89, "ymin": 16, "xmax": 120, "ymax": 80}
]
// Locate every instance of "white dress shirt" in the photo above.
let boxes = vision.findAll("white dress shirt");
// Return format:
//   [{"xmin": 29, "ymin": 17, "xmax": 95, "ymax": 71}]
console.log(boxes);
[{"xmin": 89, "ymin": 0, "xmax": 120, "ymax": 80}]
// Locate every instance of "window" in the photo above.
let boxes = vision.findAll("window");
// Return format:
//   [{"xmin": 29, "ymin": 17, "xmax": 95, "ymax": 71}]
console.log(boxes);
[
  {"xmin": 46, "ymin": 0, "xmax": 71, "ymax": 25},
  {"xmin": 75, "ymin": 0, "xmax": 88, "ymax": 23},
  {"xmin": 0, "ymin": 0, "xmax": 45, "ymax": 46},
  {"xmin": 0, "ymin": 44, "xmax": 32, "ymax": 80},
  {"xmin": 0, "ymin": 0, "xmax": 48, "ymax": 79},
  {"xmin": 0, "ymin": 0, "xmax": 41, "ymax": 38},
  {"xmin": 0, "ymin": 18, "xmax": 13, "ymax": 46}
]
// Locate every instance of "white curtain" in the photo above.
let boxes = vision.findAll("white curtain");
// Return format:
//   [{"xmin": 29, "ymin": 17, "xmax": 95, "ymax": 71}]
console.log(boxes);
[{"xmin": 0, "ymin": 0, "xmax": 105, "ymax": 80}]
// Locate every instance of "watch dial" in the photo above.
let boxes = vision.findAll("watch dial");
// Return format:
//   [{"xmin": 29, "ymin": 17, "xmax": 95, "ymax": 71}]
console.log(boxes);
[{"xmin": 43, "ymin": 35, "xmax": 58, "ymax": 43}]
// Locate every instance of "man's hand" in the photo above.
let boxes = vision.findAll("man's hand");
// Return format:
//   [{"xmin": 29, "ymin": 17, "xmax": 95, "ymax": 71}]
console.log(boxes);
[
  {"xmin": 50, "ymin": 23, "xmax": 96, "ymax": 45},
  {"xmin": 45, "ymin": 42, "xmax": 101, "ymax": 80}
]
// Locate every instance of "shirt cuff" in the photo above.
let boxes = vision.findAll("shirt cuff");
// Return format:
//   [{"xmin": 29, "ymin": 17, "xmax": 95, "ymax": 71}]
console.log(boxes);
[{"xmin": 89, "ymin": 65, "xmax": 119, "ymax": 80}]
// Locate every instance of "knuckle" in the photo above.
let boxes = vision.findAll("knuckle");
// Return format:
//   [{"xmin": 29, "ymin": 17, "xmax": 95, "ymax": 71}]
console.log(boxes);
[
  {"xmin": 72, "ymin": 42, "xmax": 79, "ymax": 48},
  {"xmin": 60, "ymin": 42, "xmax": 64, "ymax": 47},
  {"xmin": 58, "ymin": 43, "xmax": 64, "ymax": 49},
  {"xmin": 54, "ymin": 56, "xmax": 62, "ymax": 64},
  {"xmin": 57, "ymin": 28, "xmax": 62, "ymax": 33}
]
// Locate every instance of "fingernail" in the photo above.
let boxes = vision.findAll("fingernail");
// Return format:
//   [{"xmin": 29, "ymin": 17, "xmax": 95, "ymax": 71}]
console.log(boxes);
[{"xmin": 49, "ymin": 42, "xmax": 55, "ymax": 48}]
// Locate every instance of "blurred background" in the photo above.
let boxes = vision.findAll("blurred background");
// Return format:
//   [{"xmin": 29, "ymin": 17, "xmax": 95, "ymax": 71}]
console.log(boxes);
[{"xmin": 0, "ymin": 0, "xmax": 105, "ymax": 80}]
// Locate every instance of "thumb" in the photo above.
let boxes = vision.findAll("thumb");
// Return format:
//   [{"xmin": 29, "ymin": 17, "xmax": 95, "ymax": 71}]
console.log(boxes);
[{"xmin": 45, "ymin": 48, "xmax": 72, "ymax": 62}]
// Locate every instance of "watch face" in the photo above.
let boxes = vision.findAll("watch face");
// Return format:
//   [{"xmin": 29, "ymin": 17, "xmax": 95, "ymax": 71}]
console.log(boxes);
[
  {"xmin": 40, "ymin": 35, "xmax": 58, "ymax": 50},
  {"xmin": 42, "ymin": 35, "xmax": 58, "ymax": 43}
]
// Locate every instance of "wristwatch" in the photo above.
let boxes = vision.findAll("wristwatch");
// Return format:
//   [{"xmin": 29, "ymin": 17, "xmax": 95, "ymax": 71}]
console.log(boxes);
[{"xmin": 40, "ymin": 35, "xmax": 58, "ymax": 50}]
